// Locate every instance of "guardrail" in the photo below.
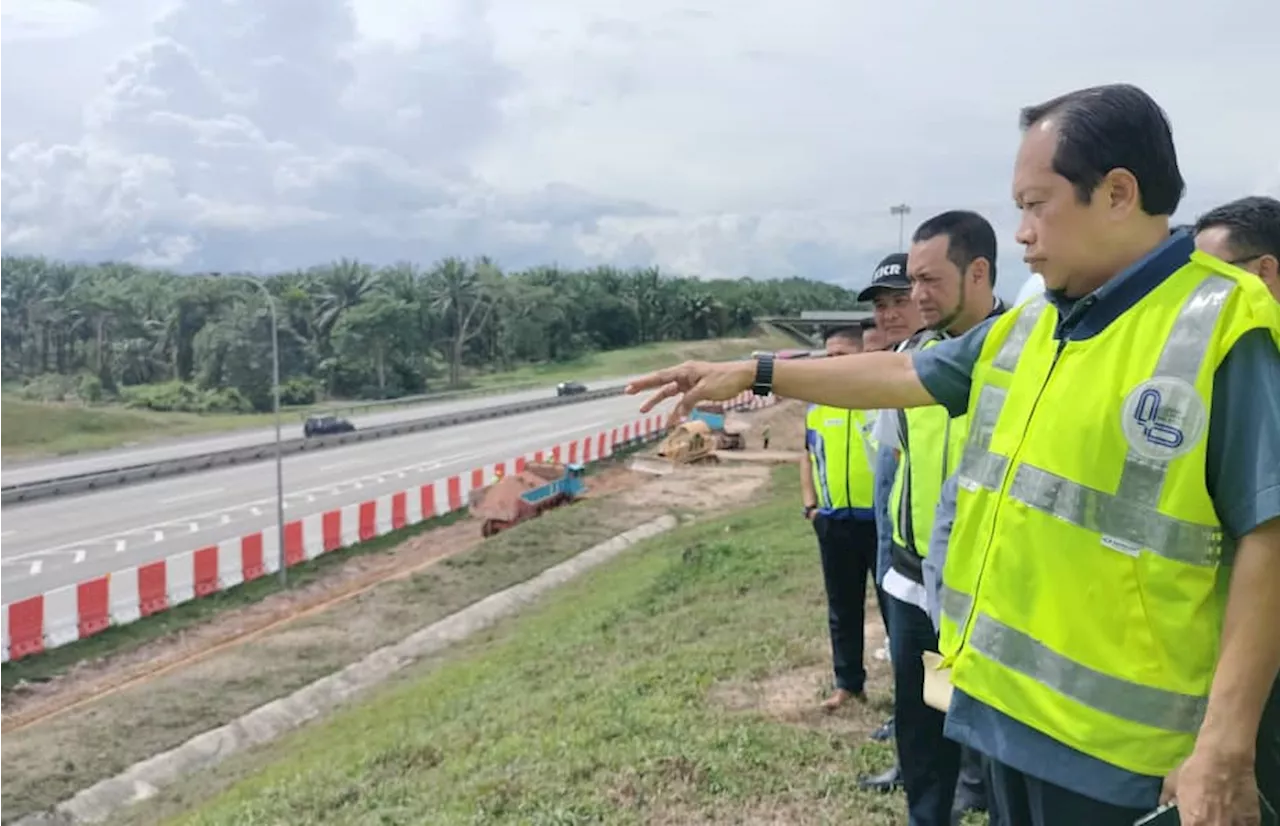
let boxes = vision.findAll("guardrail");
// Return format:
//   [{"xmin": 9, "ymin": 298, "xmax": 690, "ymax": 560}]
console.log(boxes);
[
  {"xmin": 0, "ymin": 391, "xmax": 776, "ymax": 663},
  {"xmin": 0, "ymin": 386, "xmax": 627, "ymax": 507},
  {"xmin": 303, "ymin": 380, "xmax": 547, "ymax": 420}
]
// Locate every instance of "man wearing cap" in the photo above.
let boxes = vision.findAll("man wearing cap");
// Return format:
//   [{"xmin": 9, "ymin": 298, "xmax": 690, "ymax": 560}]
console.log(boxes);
[{"xmin": 854, "ymin": 252, "xmax": 924, "ymax": 793}]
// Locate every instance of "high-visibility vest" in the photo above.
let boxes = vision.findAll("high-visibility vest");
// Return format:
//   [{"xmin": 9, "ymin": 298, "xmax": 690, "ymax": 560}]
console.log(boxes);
[
  {"xmin": 937, "ymin": 253, "xmax": 1280, "ymax": 777},
  {"xmin": 889, "ymin": 337, "xmax": 970, "ymax": 565},
  {"xmin": 805, "ymin": 404, "xmax": 876, "ymax": 514}
]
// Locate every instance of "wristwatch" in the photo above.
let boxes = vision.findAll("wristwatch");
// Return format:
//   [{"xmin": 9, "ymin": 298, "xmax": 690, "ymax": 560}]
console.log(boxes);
[{"xmin": 752, "ymin": 353, "xmax": 775, "ymax": 397}]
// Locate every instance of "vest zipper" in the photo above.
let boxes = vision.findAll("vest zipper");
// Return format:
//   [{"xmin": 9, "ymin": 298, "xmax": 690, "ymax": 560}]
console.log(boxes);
[
  {"xmin": 845, "ymin": 411, "xmax": 853, "ymax": 509},
  {"xmin": 947, "ymin": 335, "xmax": 1069, "ymax": 665}
]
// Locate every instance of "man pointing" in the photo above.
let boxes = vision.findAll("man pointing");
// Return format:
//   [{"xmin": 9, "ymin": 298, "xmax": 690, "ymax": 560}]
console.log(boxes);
[{"xmin": 627, "ymin": 84, "xmax": 1280, "ymax": 825}]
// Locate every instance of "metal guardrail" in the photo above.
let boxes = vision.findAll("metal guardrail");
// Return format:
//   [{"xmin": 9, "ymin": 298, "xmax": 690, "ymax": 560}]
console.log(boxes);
[
  {"xmin": 304, "ymin": 381, "xmax": 546, "ymax": 420},
  {"xmin": 1, "ymin": 386, "xmax": 627, "ymax": 506}
]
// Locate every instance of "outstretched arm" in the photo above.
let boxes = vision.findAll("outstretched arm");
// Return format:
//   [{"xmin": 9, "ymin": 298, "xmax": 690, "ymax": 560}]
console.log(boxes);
[{"xmin": 627, "ymin": 351, "xmax": 935, "ymax": 424}]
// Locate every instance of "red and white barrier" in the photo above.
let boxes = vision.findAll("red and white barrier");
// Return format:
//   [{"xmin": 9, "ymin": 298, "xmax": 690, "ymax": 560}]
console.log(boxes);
[{"xmin": 1, "ymin": 393, "xmax": 775, "ymax": 662}]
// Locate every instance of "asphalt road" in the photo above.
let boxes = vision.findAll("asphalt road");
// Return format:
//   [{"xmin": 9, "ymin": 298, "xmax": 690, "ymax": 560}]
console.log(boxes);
[
  {"xmin": 0, "ymin": 392, "xmax": 661, "ymax": 603},
  {"xmin": 1, "ymin": 377, "xmax": 640, "ymax": 488}
]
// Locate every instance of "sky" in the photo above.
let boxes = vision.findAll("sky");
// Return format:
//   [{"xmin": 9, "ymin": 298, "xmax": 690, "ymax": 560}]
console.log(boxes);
[{"xmin": 2, "ymin": 0, "xmax": 1278, "ymax": 299}]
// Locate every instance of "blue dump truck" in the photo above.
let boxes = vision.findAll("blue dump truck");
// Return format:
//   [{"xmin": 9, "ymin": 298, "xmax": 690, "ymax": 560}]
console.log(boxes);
[{"xmin": 469, "ymin": 462, "xmax": 587, "ymax": 536}]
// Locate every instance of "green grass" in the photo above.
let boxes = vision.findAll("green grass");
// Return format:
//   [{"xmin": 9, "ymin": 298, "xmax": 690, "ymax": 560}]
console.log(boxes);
[
  {"xmin": 1, "ymin": 335, "xmax": 790, "ymax": 459},
  {"xmin": 0, "ymin": 398, "xmax": 315, "ymax": 459},
  {"xmin": 138, "ymin": 467, "xmax": 911, "ymax": 826},
  {"xmin": 469, "ymin": 333, "xmax": 795, "ymax": 388}
]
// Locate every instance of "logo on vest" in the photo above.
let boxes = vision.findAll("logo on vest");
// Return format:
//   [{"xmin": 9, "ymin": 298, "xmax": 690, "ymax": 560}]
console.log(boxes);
[{"xmin": 1120, "ymin": 377, "xmax": 1207, "ymax": 461}]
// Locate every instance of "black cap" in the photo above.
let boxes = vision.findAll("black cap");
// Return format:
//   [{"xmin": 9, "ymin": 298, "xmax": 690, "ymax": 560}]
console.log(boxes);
[{"xmin": 856, "ymin": 253, "xmax": 911, "ymax": 302}]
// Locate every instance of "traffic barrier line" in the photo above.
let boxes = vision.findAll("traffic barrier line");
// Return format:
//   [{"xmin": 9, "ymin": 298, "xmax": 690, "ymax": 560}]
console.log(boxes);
[{"xmin": 1, "ymin": 393, "xmax": 774, "ymax": 663}]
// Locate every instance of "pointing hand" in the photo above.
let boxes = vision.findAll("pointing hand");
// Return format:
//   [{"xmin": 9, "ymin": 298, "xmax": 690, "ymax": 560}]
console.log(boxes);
[{"xmin": 625, "ymin": 360, "xmax": 756, "ymax": 426}]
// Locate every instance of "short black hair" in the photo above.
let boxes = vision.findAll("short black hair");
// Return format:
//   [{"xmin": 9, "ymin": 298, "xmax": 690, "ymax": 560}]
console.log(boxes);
[
  {"xmin": 1195, "ymin": 196, "xmax": 1280, "ymax": 260},
  {"xmin": 824, "ymin": 325, "xmax": 862, "ymax": 344},
  {"xmin": 1019, "ymin": 84, "xmax": 1185, "ymax": 216},
  {"xmin": 911, "ymin": 210, "xmax": 999, "ymax": 285}
]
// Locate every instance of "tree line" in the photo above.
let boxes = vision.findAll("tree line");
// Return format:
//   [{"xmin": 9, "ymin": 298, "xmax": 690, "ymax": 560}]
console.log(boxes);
[{"xmin": 1, "ymin": 255, "xmax": 859, "ymax": 413}]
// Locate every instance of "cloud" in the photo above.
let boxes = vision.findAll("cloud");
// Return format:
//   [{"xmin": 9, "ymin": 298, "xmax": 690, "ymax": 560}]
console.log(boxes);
[{"xmin": 2, "ymin": 0, "xmax": 1278, "ymax": 294}]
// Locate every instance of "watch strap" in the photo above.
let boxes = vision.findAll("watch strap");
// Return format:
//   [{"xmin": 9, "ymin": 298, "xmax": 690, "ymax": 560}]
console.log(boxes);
[{"xmin": 752, "ymin": 354, "xmax": 775, "ymax": 397}]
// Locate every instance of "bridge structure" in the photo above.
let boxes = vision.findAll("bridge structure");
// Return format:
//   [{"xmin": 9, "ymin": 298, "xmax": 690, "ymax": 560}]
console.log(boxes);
[{"xmin": 758, "ymin": 308, "xmax": 875, "ymax": 347}]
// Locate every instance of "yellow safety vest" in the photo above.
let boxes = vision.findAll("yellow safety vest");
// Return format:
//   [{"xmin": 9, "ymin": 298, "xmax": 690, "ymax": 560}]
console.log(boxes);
[
  {"xmin": 890, "ymin": 337, "xmax": 969, "ymax": 555},
  {"xmin": 806, "ymin": 404, "xmax": 876, "ymax": 514},
  {"xmin": 937, "ymin": 253, "xmax": 1280, "ymax": 777}
]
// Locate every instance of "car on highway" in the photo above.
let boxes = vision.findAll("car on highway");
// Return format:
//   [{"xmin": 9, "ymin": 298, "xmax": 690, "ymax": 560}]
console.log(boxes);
[
  {"xmin": 556, "ymin": 380, "xmax": 588, "ymax": 397},
  {"xmin": 303, "ymin": 414, "xmax": 356, "ymax": 438}
]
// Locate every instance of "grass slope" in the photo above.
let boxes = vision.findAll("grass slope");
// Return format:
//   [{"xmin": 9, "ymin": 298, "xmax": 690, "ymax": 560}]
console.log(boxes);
[
  {"xmin": 2, "ymin": 334, "xmax": 790, "ymax": 459},
  {"xmin": 145, "ymin": 467, "xmax": 907, "ymax": 826}
]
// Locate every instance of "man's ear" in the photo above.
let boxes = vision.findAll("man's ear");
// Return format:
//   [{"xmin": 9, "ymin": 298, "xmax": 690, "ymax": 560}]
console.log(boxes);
[
  {"xmin": 1258, "ymin": 254, "xmax": 1280, "ymax": 301},
  {"xmin": 967, "ymin": 257, "xmax": 991, "ymax": 286}
]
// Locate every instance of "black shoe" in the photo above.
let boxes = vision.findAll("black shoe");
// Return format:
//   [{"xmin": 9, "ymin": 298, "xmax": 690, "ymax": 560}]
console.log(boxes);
[
  {"xmin": 857, "ymin": 763, "xmax": 903, "ymax": 793},
  {"xmin": 870, "ymin": 717, "xmax": 895, "ymax": 742}
]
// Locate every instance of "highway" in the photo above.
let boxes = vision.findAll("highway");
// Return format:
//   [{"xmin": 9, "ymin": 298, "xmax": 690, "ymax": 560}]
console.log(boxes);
[
  {"xmin": 0, "ymin": 391, "xmax": 662, "ymax": 603},
  {"xmin": 0, "ymin": 377, "xmax": 638, "ymax": 488}
]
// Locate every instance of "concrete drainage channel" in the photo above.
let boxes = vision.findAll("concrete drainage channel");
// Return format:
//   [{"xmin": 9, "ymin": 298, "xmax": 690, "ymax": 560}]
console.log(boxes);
[
  {"xmin": 0, "ymin": 386, "xmax": 628, "ymax": 506},
  {"xmin": 14, "ymin": 515, "xmax": 678, "ymax": 826}
]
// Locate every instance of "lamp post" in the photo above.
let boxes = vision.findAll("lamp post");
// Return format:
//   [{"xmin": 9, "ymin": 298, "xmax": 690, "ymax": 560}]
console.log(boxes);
[
  {"xmin": 889, "ymin": 203, "xmax": 912, "ymax": 251},
  {"xmin": 212, "ymin": 273, "xmax": 288, "ymax": 587}
]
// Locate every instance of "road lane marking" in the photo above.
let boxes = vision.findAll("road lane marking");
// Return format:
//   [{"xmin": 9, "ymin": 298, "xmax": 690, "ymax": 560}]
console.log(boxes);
[
  {"xmin": 73, "ymin": 550, "xmax": 85, "ymax": 563},
  {"xmin": 115, "ymin": 539, "xmax": 127, "ymax": 552},
  {"xmin": 319, "ymin": 459, "xmax": 361, "ymax": 471},
  {"xmin": 159, "ymin": 487, "xmax": 226, "ymax": 505},
  {"xmin": 3, "ymin": 416, "xmax": 645, "ymax": 562},
  {"xmin": 153, "ymin": 530, "xmax": 164, "ymax": 542},
  {"xmin": 29, "ymin": 560, "xmax": 42, "ymax": 575},
  {"xmin": 188, "ymin": 522, "xmax": 198, "ymax": 532},
  {"xmin": 221, "ymin": 514, "xmax": 231, "ymax": 525}
]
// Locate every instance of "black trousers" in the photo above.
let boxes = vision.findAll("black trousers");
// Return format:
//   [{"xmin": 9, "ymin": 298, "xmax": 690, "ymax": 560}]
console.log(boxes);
[
  {"xmin": 813, "ymin": 515, "xmax": 881, "ymax": 694},
  {"xmin": 986, "ymin": 759, "xmax": 1149, "ymax": 826},
  {"xmin": 888, "ymin": 593, "xmax": 962, "ymax": 826}
]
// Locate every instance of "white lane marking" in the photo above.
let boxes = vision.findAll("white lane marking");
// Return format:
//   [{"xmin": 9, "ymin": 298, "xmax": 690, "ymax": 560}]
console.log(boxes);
[
  {"xmin": 188, "ymin": 522, "xmax": 198, "ymax": 533},
  {"xmin": 159, "ymin": 487, "xmax": 226, "ymax": 505},
  {"xmin": 1, "ymin": 530, "xmax": 15, "ymax": 538},
  {"xmin": 319, "ymin": 459, "xmax": 361, "ymax": 471},
  {"xmin": 29, "ymin": 559, "xmax": 42, "ymax": 575},
  {"xmin": 5, "ymin": 417, "xmax": 629, "ymax": 561},
  {"xmin": 153, "ymin": 530, "xmax": 164, "ymax": 542},
  {"xmin": 221, "ymin": 514, "xmax": 232, "ymax": 525},
  {"xmin": 73, "ymin": 549, "xmax": 86, "ymax": 563},
  {"xmin": 115, "ymin": 539, "xmax": 127, "ymax": 552},
  {"xmin": 306, "ymin": 494, "xmax": 316, "ymax": 503}
]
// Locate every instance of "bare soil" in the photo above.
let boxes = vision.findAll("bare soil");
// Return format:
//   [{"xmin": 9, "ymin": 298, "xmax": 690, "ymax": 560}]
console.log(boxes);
[{"xmin": 1, "ymin": 419, "xmax": 785, "ymax": 824}]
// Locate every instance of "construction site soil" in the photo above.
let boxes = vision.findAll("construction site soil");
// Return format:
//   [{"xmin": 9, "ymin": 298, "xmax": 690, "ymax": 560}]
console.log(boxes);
[{"xmin": 1, "ymin": 399, "xmax": 808, "ymax": 824}]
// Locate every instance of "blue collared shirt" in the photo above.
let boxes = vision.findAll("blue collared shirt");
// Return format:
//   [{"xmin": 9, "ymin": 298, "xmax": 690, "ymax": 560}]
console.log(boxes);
[{"xmin": 912, "ymin": 229, "xmax": 1280, "ymax": 809}]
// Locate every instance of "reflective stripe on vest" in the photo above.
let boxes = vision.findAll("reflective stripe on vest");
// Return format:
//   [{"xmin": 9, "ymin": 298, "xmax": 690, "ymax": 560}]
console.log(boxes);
[
  {"xmin": 938, "ymin": 258, "xmax": 1280, "ymax": 777},
  {"xmin": 806, "ymin": 404, "xmax": 876, "ymax": 512}
]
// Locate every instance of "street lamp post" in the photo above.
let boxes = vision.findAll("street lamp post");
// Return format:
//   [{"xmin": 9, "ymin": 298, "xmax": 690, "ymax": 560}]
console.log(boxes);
[
  {"xmin": 889, "ymin": 203, "xmax": 912, "ymax": 252},
  {"xmin": 213, "ymin": 274, "xmax": 288, "ymax": 587}
]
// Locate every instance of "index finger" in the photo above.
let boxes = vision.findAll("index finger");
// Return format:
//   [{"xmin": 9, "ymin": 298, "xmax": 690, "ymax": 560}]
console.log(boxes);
[{"xmin": 625, "ymin": 368, "xmax": 678, "ymax": 395}]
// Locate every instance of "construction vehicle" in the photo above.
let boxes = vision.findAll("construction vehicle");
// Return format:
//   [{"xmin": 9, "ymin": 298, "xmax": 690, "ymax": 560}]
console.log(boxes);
[
  {"xmin": 468, "ymin": 462, "xmax": 586, "ymax": 536},
  {"xmin": 658, "ymin": 420, "xmax": 720, "ymax": 464},
  {"xmin": 689, "ymin": 406, "xmax": 747, "ymax": 450}
]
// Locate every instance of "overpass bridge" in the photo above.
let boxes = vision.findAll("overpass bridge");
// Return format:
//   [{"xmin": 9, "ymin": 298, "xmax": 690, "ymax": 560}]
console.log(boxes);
[{"xmin": 758, "ymin": 308, "xmax": 875, "ymax": 347}]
